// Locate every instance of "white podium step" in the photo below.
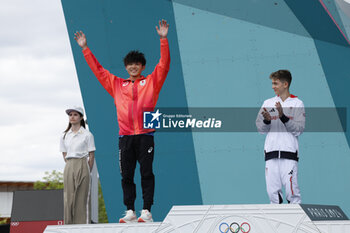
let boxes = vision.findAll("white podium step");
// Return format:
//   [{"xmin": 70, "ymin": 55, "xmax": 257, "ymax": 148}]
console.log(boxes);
[
  {"xmin": 157, "ymin": 204, "xmax": 350, "ymax": 233},
  {"xmin": 44, "ymin": 222, "xmax": 165, "ymax": 233},
  {"xmin": 44, "ymin": 204, "xmax": 350, "ymax": 233},
  {"xmin": 314, "ymin": 221, "xmax": 350, "ymax": 233}
]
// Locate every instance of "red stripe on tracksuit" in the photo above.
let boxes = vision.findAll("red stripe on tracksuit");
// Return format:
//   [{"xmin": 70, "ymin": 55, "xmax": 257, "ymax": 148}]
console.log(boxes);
[{"xmin": 290, "ymin": 176, "xmax": 294, "ymax": 195}]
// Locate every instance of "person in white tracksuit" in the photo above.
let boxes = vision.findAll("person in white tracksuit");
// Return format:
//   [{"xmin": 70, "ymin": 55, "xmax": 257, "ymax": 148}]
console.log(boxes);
[{"xmin": 256, "ymin": 70, "xmax": 305, "ymax": 204}]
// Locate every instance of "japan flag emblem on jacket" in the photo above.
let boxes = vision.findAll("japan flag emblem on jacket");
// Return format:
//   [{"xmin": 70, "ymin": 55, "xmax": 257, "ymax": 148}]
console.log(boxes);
[{"xmin": 122, "ymin": 81, "xmax": 129, "ymax": 87}]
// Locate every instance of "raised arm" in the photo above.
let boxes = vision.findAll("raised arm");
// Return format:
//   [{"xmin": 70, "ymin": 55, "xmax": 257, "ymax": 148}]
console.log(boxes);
[
  {"xmin": 74, "ymin": 31, "xmax": 118, "ymax": 97},
  {"xmin": 152, "ymin": 20, "xmax": 170, "ymax": 93}
]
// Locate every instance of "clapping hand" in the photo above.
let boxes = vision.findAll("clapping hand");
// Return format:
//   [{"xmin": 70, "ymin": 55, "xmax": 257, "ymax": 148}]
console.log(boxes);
[
  {"xmin": 261, "ymin": 108, "xmax": 271, "ymax": 121},
  {"xmin": 275, "ymin": 102, "xmax": 283, "ymax": 117}
]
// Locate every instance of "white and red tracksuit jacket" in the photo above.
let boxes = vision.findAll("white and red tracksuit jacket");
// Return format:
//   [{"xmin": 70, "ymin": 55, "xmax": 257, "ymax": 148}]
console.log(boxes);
[
  {"xmin": 256, "ymin": 95, "xmax": 305, "ymax": 158},
  {"xmin": 82, "ymin": 38, "xmax": 170, "ymax": 136}
]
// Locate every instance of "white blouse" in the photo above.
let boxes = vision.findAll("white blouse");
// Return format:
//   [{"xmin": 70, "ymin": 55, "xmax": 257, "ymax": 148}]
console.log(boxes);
[{"xmin": 60, "ymin": 127, "xmax": 96, "ymax": 159}]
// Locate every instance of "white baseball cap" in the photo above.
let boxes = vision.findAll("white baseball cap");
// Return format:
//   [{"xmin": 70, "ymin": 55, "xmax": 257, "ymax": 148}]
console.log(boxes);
[{"xmin": 65, "ymin": 106, "xmax": 84, "ymax": 116}]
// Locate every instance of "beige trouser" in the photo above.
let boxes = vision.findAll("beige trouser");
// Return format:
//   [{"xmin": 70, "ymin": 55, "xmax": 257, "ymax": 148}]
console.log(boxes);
[{"xmin": 64, "ymin": 157, "xmax": 91, "ymax": 224}]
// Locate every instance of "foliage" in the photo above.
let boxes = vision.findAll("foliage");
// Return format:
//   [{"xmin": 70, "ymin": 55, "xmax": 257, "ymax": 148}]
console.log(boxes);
[
  {"xmin": 34, "ymin": 170, "xmax": 64, "ymax": 190},
  {"xmin": 0, "ymin": 218, "xmax": 10, "ymax": 224},
  {"xmin": 98, "ymin": 181, "xmax": 108, "ymax": 223}
]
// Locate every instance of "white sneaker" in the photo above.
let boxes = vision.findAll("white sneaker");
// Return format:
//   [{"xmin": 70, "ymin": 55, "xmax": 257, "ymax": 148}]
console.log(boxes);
[
  {"xmin": 119, "ymin": 210, "xmax": 137, "ymax": 223},
  {"xmin": 138, "ymin": 209, "xmax": 153, "ymax": 222}
]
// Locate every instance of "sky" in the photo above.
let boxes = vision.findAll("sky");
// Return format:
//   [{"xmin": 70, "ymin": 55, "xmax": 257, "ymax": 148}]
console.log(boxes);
[
  {"xmin": 0, "ymin": 0, "xmax": 83, "ymax": 181},
  {"xmin": 1, "ymin": 0, "xmax": 350, "ymax": 183}
]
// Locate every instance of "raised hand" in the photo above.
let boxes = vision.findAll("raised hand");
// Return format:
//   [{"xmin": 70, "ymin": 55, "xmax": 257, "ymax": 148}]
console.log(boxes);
[
  {"xmin": 156, "ymin": 19, "xmax": 169, "ymax": 39},
  {"xmin": 74, "ymin": 31, "xmax": 87, "ymax": 50}
]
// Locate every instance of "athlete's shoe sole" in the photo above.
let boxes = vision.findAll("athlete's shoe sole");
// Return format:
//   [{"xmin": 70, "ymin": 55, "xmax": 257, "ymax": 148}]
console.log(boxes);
[{"xmin": 119, "ymin": 218, "xmax": 137, "ymax": 223}]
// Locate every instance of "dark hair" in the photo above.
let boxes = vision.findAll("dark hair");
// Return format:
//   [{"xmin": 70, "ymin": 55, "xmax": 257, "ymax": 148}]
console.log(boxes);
[
  {"xmin": 270, "ymin": 69, "xmax": 292, "ymax": 88},
  {"xmin": 63, "ymin": 112, "xmax": 85, "ymax": 139},
  {"xmin": 123, "ymin": 50, "xmax": 146, "ymax": 66}
]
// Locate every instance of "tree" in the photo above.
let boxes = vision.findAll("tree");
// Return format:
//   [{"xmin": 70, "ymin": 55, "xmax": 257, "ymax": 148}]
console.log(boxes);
[
  {"xmin": 98, "ymin": 181, "xmax": 108, "ymax": 223},
  {"xmin": 34, "ymin": 170, "xmax": 63, "ymax": 190},
  {"xmin": 0, "ymin": 217, "xmax": 10, "ymax": 224}
]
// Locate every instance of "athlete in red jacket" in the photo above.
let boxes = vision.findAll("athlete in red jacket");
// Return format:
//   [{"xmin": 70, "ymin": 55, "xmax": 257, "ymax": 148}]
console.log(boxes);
[{"xmin": 74, "ymin": 19, "xmax": 170, "ymax": 223}]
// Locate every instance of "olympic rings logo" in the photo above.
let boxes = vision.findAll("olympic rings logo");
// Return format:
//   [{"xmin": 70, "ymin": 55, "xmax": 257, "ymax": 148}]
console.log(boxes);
[
  {"xmin": 11, "ymin": 222, "xmax": 19, "ymax": 226},
  {"xmin": 219, "ymin": 222, "xmax": 251, "ymax": 233}
]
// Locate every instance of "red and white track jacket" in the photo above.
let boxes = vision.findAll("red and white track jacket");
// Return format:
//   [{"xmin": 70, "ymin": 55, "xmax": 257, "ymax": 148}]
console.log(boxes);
[
  {"xmin": 256, "ymin": 95, "xmax": 305, "ymax": 154},
  {"xmin": 83, "ymin": 38, "xmax": 170, "ymax": 135}
]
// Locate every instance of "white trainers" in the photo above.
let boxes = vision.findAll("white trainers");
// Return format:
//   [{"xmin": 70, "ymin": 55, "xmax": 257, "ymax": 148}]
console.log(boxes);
[
  {"xmin": 119, "ymin": 210, "xmax": 137, "ymax": 223},
  {"xmin": 138, "ymin": 209, "xmax": 153, "ymax": 222}
]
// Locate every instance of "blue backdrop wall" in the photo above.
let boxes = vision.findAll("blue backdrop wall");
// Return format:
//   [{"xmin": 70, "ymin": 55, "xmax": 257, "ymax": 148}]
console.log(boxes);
[{"xmin": 61, "ymin": 0, "xmax": 350, "ymax": 221}]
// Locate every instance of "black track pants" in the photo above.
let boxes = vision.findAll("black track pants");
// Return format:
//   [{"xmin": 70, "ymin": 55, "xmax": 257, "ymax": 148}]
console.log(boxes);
[{"xmin": 119, "ymin": 134, "xmax": 155, "ymax": 211}]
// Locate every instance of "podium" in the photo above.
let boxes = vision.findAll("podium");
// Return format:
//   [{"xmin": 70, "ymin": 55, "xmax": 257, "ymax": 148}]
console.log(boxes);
[
  {"xmin": 44, "ymin": 204, "xmax": 350, "ymax": 233},
  {"xmin": 10, "ymin": 190, "xmax": 63, "ymax": 233}
]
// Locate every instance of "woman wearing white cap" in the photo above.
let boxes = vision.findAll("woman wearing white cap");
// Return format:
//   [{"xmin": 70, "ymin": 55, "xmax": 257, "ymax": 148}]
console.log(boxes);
[{"xmin": 59, "ymin": 106, "xmax": 96, "ymax": 224}]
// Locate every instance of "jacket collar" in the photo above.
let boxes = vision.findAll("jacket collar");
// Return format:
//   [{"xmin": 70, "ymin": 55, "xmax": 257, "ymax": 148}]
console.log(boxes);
[{"xmin": 126, "ymin": 75, "xmax": 146, "ymax": 81}]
